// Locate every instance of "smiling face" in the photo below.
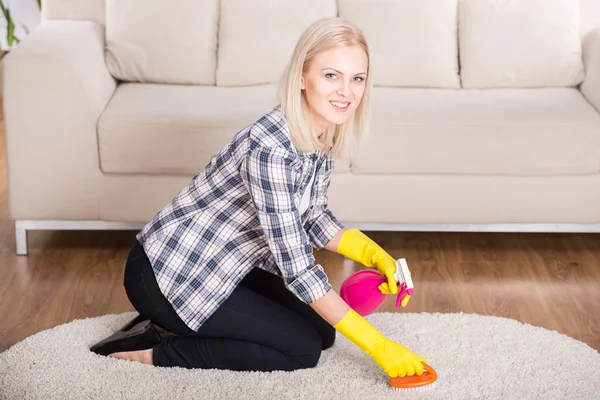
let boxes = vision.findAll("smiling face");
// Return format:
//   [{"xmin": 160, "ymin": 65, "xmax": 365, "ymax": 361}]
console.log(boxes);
[{"xmin": 300, "ymin": 45, "xmax": 369, "ymax": 135}]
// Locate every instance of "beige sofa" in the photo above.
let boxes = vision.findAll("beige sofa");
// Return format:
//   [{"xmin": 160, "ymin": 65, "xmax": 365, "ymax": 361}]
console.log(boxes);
[{"xmin": 3, "ymin": 0, "xmax": 600, "ymax": 255}]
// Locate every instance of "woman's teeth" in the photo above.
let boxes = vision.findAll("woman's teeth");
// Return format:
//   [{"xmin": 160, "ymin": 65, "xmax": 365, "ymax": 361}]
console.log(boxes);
[{"xmin": 330, "ymin": 101, "xmax": 349, "ymax": 110}]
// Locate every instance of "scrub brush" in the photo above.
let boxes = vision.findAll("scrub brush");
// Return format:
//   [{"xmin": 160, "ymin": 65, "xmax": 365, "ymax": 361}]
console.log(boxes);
[{"xmin": 389, "ymin": 363, "xmax": 438, "ymax": 392}]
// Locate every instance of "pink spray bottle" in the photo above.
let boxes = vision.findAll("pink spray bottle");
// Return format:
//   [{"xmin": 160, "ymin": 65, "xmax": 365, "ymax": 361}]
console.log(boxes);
[{"xmin": 340, "ymin": 258, "xmax": 414, "ymax": 316}]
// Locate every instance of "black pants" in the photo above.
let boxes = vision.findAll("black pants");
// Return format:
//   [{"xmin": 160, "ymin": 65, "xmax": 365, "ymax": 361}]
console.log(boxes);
[{"xmin": 123, "ymin": 240, "xmax": 336, "ymax": 371}]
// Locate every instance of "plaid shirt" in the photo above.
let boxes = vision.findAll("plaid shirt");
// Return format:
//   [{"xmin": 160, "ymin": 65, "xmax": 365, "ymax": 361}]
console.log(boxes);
[{"xmin": 136, "ymin": 105, "xmax": 344, "ymax": 331}]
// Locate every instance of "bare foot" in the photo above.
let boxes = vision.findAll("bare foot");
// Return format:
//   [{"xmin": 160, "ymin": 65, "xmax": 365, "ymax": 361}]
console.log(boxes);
[{"xmin": 108, "ymin": 348, "xmax": 153, "ymax": 365}]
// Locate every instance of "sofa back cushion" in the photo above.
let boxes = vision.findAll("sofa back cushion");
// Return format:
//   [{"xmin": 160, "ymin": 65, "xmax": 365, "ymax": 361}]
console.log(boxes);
[
  {"xmin": 339, "ymin": 0, "xmax": 460, "ymax": 88},
  {"xmin": 41, "ymin": 0, "xmax": 594, "ymax": 88},
  {"xmin": 459, "ymin": 0, "xmax": 585, "ymax": 88},
  {"xmin": 42, "ymin": 0, "xmax": 105, "ymax": 26},
  {"xmin": 216, "ymin": 0, "xmax": 336, "ymax": 86},
  {"xmin": 104, "ymin": 0, "xmax": 219, "ymax": 85},
  {"xmin": 40, "ymin": 0, "xmax": 599, "ymax": 35}
]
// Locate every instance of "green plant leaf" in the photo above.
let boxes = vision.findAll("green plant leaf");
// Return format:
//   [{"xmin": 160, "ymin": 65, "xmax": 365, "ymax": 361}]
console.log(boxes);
[
  {"xmin": 37, "ymin": 0, "xmax": 41, "ymax": 9},
  {"xmin": 0, "ymin": 2, "xmax": 9, "ymax": 19},
  {"xmin": 7, "ymin": 20, "xmax": 16, "ymax": 47},
  {"xmin": 1, "ymin": 2, "xmax": 21, "ymax": 49}
]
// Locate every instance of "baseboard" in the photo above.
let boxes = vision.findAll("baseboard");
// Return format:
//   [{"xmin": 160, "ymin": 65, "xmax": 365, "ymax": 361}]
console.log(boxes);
[
  {"xmin": 13, "ymin": 220, "xmax": 600, "ymax": 256},
  {"xmin": 344, "ymin": 222, "xmax": 600, "ymax": 233}
]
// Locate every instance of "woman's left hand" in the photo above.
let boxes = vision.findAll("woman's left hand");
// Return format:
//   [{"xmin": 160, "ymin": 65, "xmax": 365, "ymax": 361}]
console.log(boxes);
[
  {"xmin": 337, "ymin": 228, "xmax": 399, "ymax": 295},
  {"xmin": 371, "ymin": 251, "xmax": 399, "ymax": 295}
]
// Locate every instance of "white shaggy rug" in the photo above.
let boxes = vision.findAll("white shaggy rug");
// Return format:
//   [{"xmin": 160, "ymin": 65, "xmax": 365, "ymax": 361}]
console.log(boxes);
[{"xmin": 1, "ymin": 311, "xmax": 599, "ymax": 400}]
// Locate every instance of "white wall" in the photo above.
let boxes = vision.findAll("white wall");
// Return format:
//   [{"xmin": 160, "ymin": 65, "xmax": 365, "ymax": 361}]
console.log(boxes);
[
  {"xmin": 580, "ymin": 0, "xmax": 600, "ymax": 35},
  {"xmin": 0, "ymin": 0, "xmax": 41, "ymax": 50}
]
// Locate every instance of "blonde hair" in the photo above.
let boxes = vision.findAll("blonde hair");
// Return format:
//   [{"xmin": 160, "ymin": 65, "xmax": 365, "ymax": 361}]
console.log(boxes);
[{"xmin": 278, "ymin": 17, "xmax": 372, "ymax": 158}]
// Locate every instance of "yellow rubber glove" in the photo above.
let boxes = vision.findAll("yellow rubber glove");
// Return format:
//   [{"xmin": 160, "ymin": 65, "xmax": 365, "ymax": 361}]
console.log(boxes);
[
  {"xmin": 337, "ymin": 228, "xmax": 399, "ymax": 295},
  {"xmin": 334, "ymin": 308, "xmax": 427, "ymax": 377}
]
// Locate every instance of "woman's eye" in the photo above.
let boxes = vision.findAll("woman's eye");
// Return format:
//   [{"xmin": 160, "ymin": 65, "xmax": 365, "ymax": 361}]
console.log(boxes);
[
  {"xmin": 325, "ymin": 73, "xmax": 336, "ymax": 79},
  {"xmin": 354, "ymin": 76, "xmax": 365, "ymax": 82}
]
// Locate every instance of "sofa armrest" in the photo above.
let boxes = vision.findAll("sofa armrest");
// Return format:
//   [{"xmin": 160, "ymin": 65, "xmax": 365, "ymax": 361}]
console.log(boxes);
[
  {"xmin": 581, "ymin": 28, "xmax": 600, "ymax": 114},
  {"xmin": 2, "ymin": 20, "xmax": 116, "ymax": 220}
]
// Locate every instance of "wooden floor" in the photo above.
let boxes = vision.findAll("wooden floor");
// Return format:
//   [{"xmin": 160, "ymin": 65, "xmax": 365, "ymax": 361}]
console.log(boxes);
[{"xmin": 1, "ymin": 121, "xmax": 599, "ymax": 354}]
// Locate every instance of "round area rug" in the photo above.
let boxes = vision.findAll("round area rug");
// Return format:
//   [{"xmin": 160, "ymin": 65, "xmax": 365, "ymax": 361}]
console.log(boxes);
[{"xmin": 1, "ymin": 312, "xmax": 598, "ymax": 400}]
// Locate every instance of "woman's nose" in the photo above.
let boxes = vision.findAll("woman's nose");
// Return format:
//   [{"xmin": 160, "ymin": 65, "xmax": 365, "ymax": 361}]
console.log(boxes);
[{"xmin": 337, "ymin": 81, "xmax": 350, "ymax": 97}]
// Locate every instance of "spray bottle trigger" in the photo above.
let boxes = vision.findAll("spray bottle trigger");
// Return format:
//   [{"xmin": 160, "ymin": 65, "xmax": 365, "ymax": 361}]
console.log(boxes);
[{"xmin": 395, "ymin": 258, "xmax": 414, "ymax": 308}]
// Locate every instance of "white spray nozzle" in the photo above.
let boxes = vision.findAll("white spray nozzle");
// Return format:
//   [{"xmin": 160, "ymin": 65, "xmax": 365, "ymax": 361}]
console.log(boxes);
[{"xmin": 395, "ymin": 258, "xmax": 413, "ymax": 289}]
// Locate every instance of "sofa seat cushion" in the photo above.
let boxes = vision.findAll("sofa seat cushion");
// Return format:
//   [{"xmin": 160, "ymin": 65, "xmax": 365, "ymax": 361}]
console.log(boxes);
[
  {"xmin": 98, "ymin": 83, "xmax": 278, "ymax": 174},
  {"xmin": 98, "ymin": 84, "xmax": 351, "ymax": 175},
  {"xmin": 352, "ymin": 88, "xmax": 600, "ymax": 176}
]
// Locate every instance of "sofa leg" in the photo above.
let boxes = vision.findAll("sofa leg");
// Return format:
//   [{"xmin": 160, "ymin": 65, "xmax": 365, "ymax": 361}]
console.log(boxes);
[
  {"xmin": 15, "ymin": 221, "xmax": 28, "ymax": 256},
  {"xmin": 12, "ymin": 220, "xmax": 145, "ymax": 256}
]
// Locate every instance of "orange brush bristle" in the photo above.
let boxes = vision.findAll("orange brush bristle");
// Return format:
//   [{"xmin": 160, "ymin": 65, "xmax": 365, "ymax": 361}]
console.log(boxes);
[{"xmin": 389, "ymin": 363, "xmax": 438, "ymax": 392}]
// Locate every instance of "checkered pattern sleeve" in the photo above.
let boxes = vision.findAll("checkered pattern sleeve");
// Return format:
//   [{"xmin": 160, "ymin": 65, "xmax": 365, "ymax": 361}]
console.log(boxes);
[
  {"xmin": 304, "ymin": 156, "xmax": 345, "ymax": 250},
  {"xmin": 240, "ymin": 145, "xmax": 332, "ymax": 303}
]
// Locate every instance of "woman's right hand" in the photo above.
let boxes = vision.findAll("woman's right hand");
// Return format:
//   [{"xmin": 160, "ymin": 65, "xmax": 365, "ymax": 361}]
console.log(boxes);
[
  {"xmin": 332, "ymin": 306, "xmax": 427, "ymax": 378},
  {"xmin": 310, "ymin": 289, "xmax": 427, "ymax": 378},
  {"xmin": 367, "ymin": 337, "xmax": 427, "ymax": 377}
]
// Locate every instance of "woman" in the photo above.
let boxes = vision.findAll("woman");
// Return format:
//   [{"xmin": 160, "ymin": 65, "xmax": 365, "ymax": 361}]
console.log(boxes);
[{"xmin": 91, "ymin": 17, "xmax": 427, "ymax": 379}]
